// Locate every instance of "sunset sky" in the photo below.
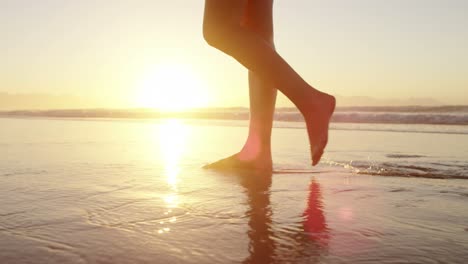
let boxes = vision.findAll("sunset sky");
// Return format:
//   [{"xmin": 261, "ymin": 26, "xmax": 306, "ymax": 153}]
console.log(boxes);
[{"xmin": 1, "ymin": 0, "xmax": 467, "ymax": 109}]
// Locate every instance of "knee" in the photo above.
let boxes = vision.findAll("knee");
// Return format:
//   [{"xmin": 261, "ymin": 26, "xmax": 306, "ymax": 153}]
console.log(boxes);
[
  {"xmin": 244, "ymin": 24, "xmax": 274, "ymax": 47},
  {"xmin": 203, "ymin": 21, "xmax": 239, "ymax": 52},
  {"xmin": 203, "ymin": 20, "xmax": 275, "ymax": 52},
  {"xmin": 202, "ymin": 21, "xmax": 219, "ymax": 48},
  {"xmin": 253, "ymin": 28, "xmax": 275, "ymax": 48},
  {"xmin": 203, "ymin": 23, "xmax": 229, "ymax": 50}
]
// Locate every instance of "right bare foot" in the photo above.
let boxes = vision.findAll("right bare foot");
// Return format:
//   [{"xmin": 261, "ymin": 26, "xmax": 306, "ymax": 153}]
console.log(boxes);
[{"xmin": 303, "ymin": 93, "xmax": 336, "ymax": 166}]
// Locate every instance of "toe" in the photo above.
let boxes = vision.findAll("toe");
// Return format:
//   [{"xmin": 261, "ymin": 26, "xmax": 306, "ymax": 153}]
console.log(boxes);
[
  {"xmin": 311, "ymin": 139, "xmax": 327, "ymax": 166},
  {"xmin": 312, "ymin": 150, "xmax": 324, "ymax": 166}
]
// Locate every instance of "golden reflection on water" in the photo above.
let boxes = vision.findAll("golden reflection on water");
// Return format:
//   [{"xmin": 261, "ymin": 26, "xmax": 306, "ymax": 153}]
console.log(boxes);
[
  {"xmin": 157, "ymin": 119, "xmax": 189, "ymax": 234},
  {"xmin": 159, "ymin": 119, "xmax": 188, "ymax": 191}
]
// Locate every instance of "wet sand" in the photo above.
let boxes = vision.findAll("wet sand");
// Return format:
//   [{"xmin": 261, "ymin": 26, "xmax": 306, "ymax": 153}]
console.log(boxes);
[{"xmin": 1, "ymin": 118, "xmax": 468, "ymax": 263}]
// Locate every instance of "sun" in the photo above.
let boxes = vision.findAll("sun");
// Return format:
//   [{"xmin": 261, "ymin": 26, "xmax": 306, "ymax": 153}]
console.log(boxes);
[{"xmin": 135, "ymin": 63, "xmax": 210, "ymax": 111}]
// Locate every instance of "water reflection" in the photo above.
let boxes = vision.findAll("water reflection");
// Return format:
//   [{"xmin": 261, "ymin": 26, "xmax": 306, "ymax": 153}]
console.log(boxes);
[
  {"xmin": 303, "ymin": 179, "xmax": 329, "ymax": 248},
  {"xmin": 238, "ymin": 172, "xmax": 275, "ymax": 264},
  {"xmin": 232, "ymin": 171, "xmax": 329, "ymax": 263},
  {"xmin": 159, "ymin": 119, "xmax": 187, "ymax": 192},
  {"xmin": 158, "ymin": 119, "xmax": 188, "ymax": 233}
]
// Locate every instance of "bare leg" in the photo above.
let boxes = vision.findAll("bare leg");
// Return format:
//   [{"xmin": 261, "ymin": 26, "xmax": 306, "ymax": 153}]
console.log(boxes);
[
  {"xmin": 204, "ymin": 0, "xmax": 277, "ymax": 171},
  {"xmin": 203, "ymin": 0, "xmax": 335, "ymax": 166},
  {"xmin": 239, "ymin": 71, "xmax": 277, "ymax": 160}
]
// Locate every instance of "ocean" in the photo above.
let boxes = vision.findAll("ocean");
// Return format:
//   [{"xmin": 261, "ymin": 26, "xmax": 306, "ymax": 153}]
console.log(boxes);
[
  {"xmin": 1, "ymin": 108, "xmax": 468, "ymax": 263},
  {"xmin": 2, "ymin": 106, "xmax": 468, "ymax": 179}
]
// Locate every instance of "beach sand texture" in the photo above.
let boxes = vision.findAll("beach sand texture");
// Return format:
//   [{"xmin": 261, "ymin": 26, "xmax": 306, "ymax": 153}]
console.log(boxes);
[{"xmin": 1, "ymin": 118, "xmax": 468, "ymax": 263}]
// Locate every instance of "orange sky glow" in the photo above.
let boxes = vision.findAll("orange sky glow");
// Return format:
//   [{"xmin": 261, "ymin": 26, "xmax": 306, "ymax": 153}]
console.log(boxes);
[{"xmin": 1, "ymin": 0, "xmax": 467, "ymax": 110}]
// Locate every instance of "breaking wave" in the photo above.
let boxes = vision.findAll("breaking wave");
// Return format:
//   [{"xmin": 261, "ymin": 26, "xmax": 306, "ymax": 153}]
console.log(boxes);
[{"xmin": 325, "ymin": 159, "xmax": 468, "ymax": 180}]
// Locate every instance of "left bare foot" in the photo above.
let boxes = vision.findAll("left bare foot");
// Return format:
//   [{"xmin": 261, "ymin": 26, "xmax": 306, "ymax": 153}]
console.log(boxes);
[{"xmin": 203, "ymin": 153, "xmax": 272, "ymax": 172}]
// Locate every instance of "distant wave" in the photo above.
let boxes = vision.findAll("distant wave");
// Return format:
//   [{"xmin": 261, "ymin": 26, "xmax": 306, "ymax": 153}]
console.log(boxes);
[
  {"xmin": 274, "ymin": 111, "xmax": 468, "ymax": 125},
  {"xmin": 332, "ymin": 112, "xmax": 468, "ymax": 125},
  {"xmin": 1, "ymin": 106, "xmax": 468, "ymax": 125},
  {"xmin": 332, "ymin": 105, "xmax": 468, "ymax": 113}
]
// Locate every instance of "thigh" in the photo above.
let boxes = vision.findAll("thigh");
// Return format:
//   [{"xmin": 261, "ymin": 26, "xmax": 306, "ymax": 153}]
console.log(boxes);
[
  {"xmin": 243, "ymin": 0, "xmax": 274, "ymax": 42},
  {"xmin": 204, "ymin": 0, "xmax": 248, "ymax": 27}
]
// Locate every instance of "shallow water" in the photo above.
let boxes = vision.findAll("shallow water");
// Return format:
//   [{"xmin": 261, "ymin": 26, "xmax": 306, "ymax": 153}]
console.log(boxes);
[{"xmin": 1, "ymin": 118, "xmax": 468, "ymax": 263}]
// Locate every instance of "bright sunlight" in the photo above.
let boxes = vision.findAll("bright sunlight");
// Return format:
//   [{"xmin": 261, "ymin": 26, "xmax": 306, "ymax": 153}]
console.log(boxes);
[{"xmin": 135, "ymin": 63, "xmax": 210, "ymax": 111}]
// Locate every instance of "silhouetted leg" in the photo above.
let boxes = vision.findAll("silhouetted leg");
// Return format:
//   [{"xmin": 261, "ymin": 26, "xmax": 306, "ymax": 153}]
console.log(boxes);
[
  {"xmin": 203, "ymin": 0, "xmax": 335, "ymax": 166},
  {"xmin": 204, "ymin": 0, "xmax": 276, "ymax": 171}
]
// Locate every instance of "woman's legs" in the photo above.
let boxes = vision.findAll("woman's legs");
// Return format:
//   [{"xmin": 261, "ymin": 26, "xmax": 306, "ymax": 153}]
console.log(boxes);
[
  {"xmin": 203, "ymin": 0, "xmax": 335, "ymax": 166},
  {"xmin": 204, "ymin": 0, "xmax": 277, "ymax": 171}
]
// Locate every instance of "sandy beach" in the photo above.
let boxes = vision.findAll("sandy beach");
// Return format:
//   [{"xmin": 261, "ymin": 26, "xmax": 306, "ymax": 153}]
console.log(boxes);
[{"xmin": 1, "ymin": 117, "xmax": 468, "ymax": 263}]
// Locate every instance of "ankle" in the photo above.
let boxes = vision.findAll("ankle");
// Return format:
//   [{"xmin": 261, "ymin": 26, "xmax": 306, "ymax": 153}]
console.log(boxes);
[
  {"xmin": 238, "ymin": 146, "xmax": 272, "ymax": 161},
  {"xmin": 299, "ymin": 91, "xmax": 333, "ymax": 114}
]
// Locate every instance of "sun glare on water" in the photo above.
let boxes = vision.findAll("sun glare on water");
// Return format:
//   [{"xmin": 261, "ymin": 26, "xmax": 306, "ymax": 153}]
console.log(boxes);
[
  {"xmin": 152, "ymin": 119, "xmax": 190, "ymax": 234},
  {"xmin": 135, "ymin": 63, "xmax": 210, "ymax": 111}
]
